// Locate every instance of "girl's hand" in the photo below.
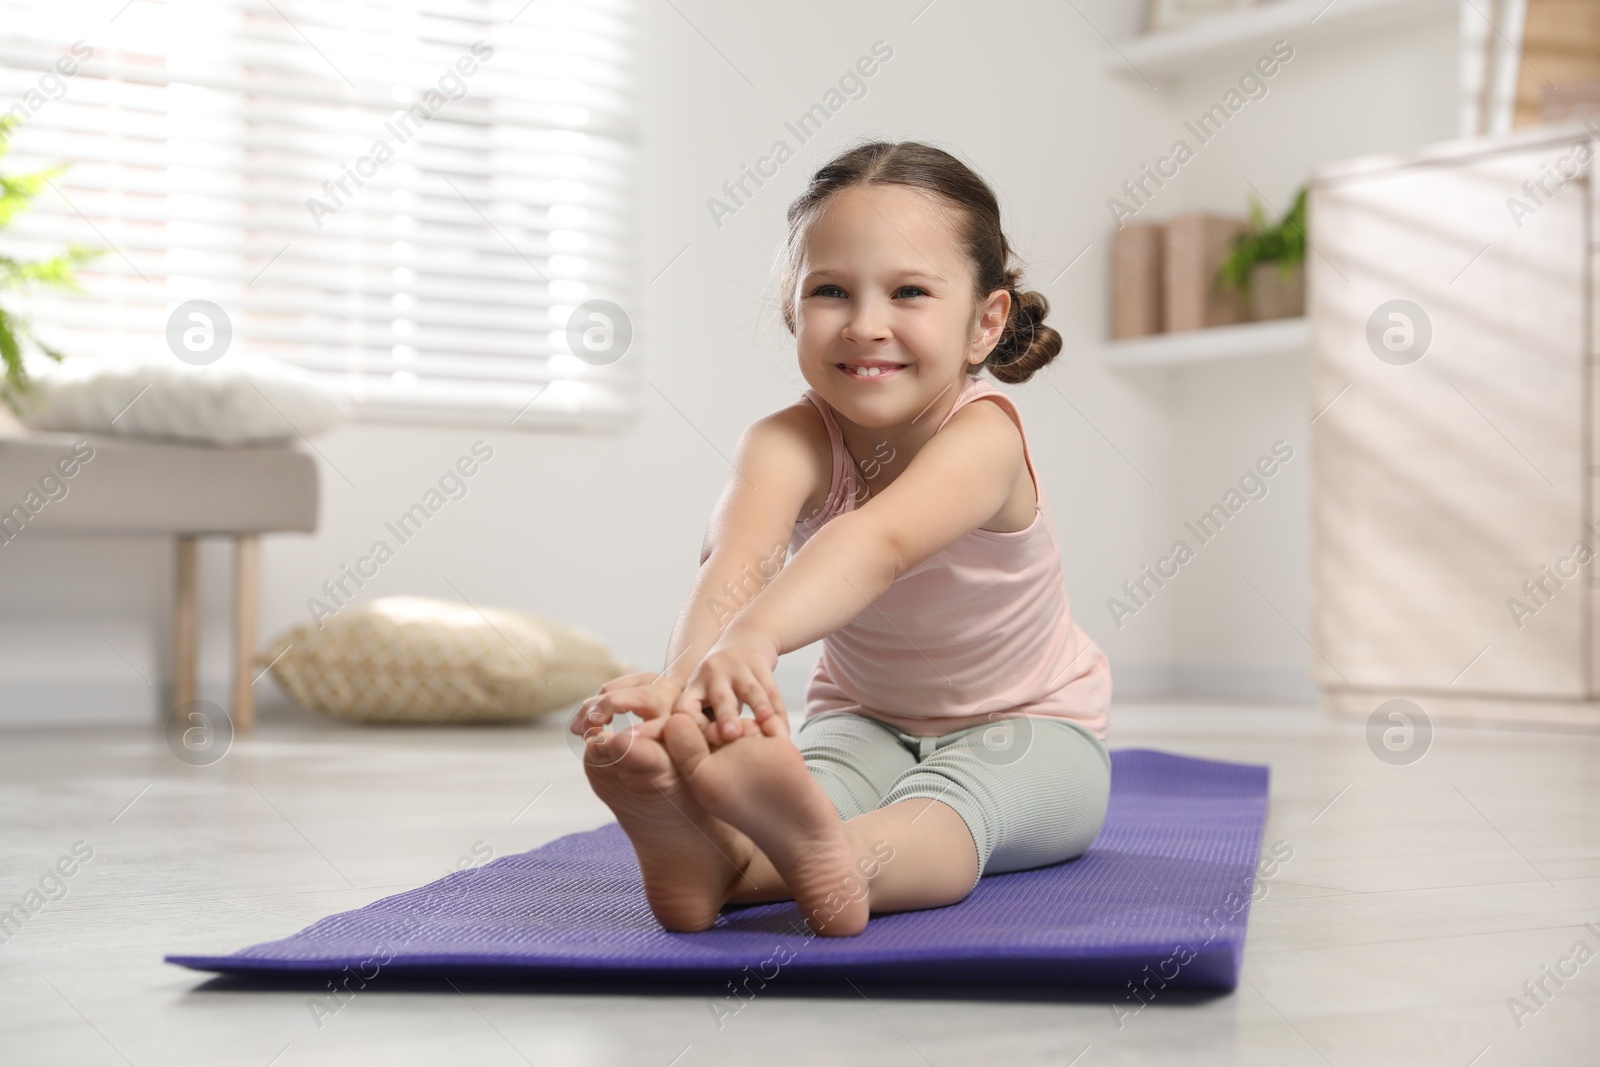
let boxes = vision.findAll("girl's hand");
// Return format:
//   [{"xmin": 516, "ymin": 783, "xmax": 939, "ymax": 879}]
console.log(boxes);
[
  {"xmin": 568, "ymin": 671, "xmax": 685, "ymax": 738},
  {"xmin": 671, "ymin": 629, "xmax": 787, "ymax": 741}
]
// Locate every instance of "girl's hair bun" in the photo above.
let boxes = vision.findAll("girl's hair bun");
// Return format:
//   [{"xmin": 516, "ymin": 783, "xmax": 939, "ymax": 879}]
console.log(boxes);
[{"xmin": 983, "ymin": 271, "xmax": 1063, "ymax": 385}]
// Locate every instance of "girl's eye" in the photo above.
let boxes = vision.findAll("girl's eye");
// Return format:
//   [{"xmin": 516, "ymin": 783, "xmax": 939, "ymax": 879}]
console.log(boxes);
[{"xmin": 808, "ymin": 284, "xmax": 927, "ymax": 298}]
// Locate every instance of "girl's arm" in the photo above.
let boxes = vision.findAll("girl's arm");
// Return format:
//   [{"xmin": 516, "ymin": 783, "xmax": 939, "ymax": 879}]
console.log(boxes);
[
  {"xmin": 673, "ymin": 397, "xmax": 1027, "ymax": 734},
  {"xmin": 569, "ymin": 405, "xmax": 822, "ymax": 736}
]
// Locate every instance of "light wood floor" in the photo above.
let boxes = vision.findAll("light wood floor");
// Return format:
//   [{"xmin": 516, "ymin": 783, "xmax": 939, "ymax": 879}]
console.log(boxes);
[{"xmin": 1, "ymin": 699, "xmax": 1596, "ymax": 1066}]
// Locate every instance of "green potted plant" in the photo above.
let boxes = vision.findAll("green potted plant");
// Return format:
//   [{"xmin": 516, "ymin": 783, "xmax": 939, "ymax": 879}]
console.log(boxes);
[
  {"xmin": 1218, "ymin": 185, "xmax": 1307, "ymax": 322},
  {"xmin": 0, "ymin": 113, "xmax": 99, "ymax": 432}
]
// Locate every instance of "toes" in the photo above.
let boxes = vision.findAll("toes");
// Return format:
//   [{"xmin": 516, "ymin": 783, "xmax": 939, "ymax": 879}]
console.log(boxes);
[
  {"xmin": 663, "ymin": 712, "xmax": 712, "ymax": 779},
  {"xmin": 699, "ymin": 716, "xmax": 722, "ymax": 750},
  {"xmin": 700, "ymin": 714, "xmax": 741, "ymax": 751},
  {"xmin": 582, "ymin": 723, "xmax": 630, "ymax": 768},
  {"xmin": 584, "ymin": 718, "xmax": 663, "ymax": 773}
]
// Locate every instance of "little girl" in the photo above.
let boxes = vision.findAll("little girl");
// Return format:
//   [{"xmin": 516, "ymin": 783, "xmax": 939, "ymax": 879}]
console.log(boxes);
[{"xmin": 571, "ymin": 140, "xmax": 1112, "ymax": 937}]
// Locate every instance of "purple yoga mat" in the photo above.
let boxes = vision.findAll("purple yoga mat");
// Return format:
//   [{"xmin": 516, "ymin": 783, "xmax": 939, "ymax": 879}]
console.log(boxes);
[{"xmin": 168, "ymin": 748, "xmax": 1269, "ymax": 992}]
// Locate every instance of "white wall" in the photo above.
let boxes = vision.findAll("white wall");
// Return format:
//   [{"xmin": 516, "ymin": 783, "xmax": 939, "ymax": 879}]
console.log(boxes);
[
  {"xmin": 1161, "ymin": 14, "xmax": 1460, "ymax": 701},
  {"xmin": 0, "ymin": 1, "xmax": 1461, "ymax": 725}
]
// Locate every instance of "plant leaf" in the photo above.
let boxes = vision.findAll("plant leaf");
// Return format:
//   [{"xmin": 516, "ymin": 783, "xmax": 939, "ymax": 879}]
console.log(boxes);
[{"xmin": 0, "ymin": 304, "xmax": 26, "ymax": 400}]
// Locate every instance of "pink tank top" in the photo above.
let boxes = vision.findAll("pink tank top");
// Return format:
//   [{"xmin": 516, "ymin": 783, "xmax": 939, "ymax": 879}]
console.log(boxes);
[{"xmin": 789, "ymin": 375, "xmax": 1112, "ymax": 740}]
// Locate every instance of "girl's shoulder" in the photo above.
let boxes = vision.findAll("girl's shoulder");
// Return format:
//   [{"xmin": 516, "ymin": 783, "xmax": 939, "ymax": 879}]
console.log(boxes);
[
  {"xmin": 937, "ymin": 381, "xmax": 1039, "ymax": 534},
  {"xmin": 762, "ymin": 394, "xmax": 831, "ymax": 460},
  {"xmin": 744, "ymin": 397, "xmax": 834, "ymax": 526},
  {"xmin": 933, "ymin": 379, "xmax": 1028, "ymax": 457}
]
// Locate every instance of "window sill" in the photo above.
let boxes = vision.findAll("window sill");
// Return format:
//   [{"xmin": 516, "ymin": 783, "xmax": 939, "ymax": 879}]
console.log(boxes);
[{"xmin": 335, "ymin": 379, "xmax": 643, "ymax": 434}]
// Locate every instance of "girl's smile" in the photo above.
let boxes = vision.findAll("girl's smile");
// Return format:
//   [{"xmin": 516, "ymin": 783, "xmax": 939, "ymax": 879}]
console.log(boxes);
[{"xmin": 835, "ymin": 359, "xmax": 910, "ymax": 381}]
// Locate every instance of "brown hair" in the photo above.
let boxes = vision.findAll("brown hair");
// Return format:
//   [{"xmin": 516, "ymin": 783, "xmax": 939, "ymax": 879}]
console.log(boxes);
[{"xmin": 778, "ymin": 141, "xmax": 1062, "ymax": 385}]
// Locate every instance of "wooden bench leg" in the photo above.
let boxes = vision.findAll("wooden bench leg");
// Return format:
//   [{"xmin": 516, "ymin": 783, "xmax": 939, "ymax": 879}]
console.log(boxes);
[
  {"xmin": 174, "ymin": 536, "xmax": 198, "ymax": 720},
  {"xmin": 232, "ymin": 534, "xmax": 261, "ymax": 733}
]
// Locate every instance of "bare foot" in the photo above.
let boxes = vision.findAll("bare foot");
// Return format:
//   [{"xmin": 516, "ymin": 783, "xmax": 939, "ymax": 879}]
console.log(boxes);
[
  {"xmin": 583, "ymin": 714, "xmax": 761, "ymax": 932},
  {"xmin": 664, "ymin": 713, "xmax": 871, "ymax": 936}
]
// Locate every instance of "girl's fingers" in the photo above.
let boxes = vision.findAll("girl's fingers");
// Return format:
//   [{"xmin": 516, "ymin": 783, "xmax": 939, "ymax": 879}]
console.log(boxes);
[
  {"xmin": 597, "ymin": 671, "xmax": 649, "ymax": 694},
  {"xmin": 609, "ymin": 686, "xmax": 663, "ymax": 720},
  {"xmin": 588, "ymin": 693, "xmax": 632, "ymax": 728},
  {"xmin": 734, "ymin": 674, "xmax": 773, "ymax": 721},
  {"xmin": 747, "ymin": 674, "xmax": 786, "ymax": 723},
  {"xmin": 763, "ymin": 677, "xmax": 787, "ymax": 720},
  {"xmin": 706, "ymin": 677, "xmax": 742, "ymax": 740},
  {"xmin": 572, "ymin": 695, "xmax": 607, "ymax": 735},
  {"xmin": 672, "ymin": 683, "xmax": 704, "ymax": 718},
  {"xmin": 660, "ymin": 658, "xmax": 776, "ymax": 739}
]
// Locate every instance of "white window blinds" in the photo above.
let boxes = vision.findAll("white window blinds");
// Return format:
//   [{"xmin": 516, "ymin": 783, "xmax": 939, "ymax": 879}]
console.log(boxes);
[{"xmin": 0, "ymin": 0, "xmax": 641, "ymax": 430}]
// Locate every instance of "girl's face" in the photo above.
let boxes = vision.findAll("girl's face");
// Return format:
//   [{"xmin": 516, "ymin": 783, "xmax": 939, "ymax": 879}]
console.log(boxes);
[{"xmin": 792, "ymin": 185, "xmax": 1010, "ymax": 431}]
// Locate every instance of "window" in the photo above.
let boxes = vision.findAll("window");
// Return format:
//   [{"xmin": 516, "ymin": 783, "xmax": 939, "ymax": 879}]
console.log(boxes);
[{"xmin": 0, "ymin": 0, "xmax": 641, "ymax": 430}]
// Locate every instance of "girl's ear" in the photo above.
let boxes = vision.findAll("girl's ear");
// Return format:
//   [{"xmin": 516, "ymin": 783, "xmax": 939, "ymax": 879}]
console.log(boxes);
[{"xmin": 969, "ymin": 289, "xmax": 1011, "ymax": 360}]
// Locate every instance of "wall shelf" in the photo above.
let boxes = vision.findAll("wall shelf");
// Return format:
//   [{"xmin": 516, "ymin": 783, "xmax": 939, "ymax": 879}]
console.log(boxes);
[
  {"xmin": 1106, "ymin": 0, "xmax": 1455, "ymax": 82},
  {"xmin": 1102, "ymin": 316, "xmax": 1308, "ymax": 368}
]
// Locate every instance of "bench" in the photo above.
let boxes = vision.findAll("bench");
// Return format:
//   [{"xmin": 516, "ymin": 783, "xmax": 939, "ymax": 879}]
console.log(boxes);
[{"xmin": 0, "ymin": 430, "xmax": 319, "ymax": 730}]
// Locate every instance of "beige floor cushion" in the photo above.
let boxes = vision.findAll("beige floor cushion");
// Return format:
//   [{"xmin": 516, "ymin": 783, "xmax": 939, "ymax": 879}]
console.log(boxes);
[{"xmin": 263, "ymin": 596, "xmax": 635, "ymax": 723}]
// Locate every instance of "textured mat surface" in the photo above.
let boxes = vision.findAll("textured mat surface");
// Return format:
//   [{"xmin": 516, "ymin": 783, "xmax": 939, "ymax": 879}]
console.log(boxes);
[{"xmin": 167, "ymin": 748, "xmax": 1270, "ymax": 992}]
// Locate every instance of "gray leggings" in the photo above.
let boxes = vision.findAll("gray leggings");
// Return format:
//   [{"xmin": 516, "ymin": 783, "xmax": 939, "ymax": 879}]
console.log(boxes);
[{"xmin": 793, "ymin": 710, "xmax": 1112, "ymax": 889}]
